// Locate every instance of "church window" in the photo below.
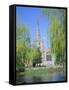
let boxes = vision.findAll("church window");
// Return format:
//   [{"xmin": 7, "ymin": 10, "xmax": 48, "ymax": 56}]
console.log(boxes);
[{"xmin": 46, "ymin": 55, "xmax": 51, "ymax": 61}]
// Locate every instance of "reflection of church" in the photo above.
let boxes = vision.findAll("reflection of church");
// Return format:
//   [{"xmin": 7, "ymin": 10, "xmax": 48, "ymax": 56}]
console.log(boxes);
[{"xmin": 34, "ymin": 22, "xmax": 55, "ymax": 66}]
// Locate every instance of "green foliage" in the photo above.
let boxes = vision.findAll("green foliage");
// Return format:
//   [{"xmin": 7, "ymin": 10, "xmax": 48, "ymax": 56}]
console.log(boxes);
[
  {"xmin": 41, "ymin": 9, "xmax": 66, "ymax": 64},
  {"xmin": 16, "ymin": 24, "xmax": 42, "ymax": 70},
  {"xmin": 32, "ymin": 48, "xmax": 42, "ymax": 67},
  {"xmin": 24, "ymin": 67, "xmax": 64, "ymax": 77},
  {"xmin": 49, "ymin": 15, "xmax": 60, "ymax": 63},
  {"xmin": 16, "ymin": 24, "xmax": 30, "ymax": 46},
  {"xmin": 16, "ymin": 24, "xmax": 31, "ymax": 72}
]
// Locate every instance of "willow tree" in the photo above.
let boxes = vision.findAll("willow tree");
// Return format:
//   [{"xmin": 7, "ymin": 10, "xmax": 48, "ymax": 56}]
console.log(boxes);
[
  {"xmin": 16, "ymin": 24, "xmax": 31, "ymax": 72},
  {"xmin": 41, "ymin": 8, "xmax": 66, "ymax": 64}
]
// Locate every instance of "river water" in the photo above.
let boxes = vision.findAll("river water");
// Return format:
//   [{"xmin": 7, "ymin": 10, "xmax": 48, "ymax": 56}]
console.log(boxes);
[{"xmin": 16, "ymin": 72, "xmax": 66, "ymax": 84}]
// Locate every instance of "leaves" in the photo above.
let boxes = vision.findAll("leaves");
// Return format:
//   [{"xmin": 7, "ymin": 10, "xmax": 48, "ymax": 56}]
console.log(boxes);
[
  {"xmin": 41, "ymin": 8, "xmax": 66, "ymax": 64},
  {"xmin": 16, "ymin": 24, "xmax": 42, "ymax": 69},
  {"xmin": 16, "ymin": 24, "xmax": 31, "ymax": 71}
]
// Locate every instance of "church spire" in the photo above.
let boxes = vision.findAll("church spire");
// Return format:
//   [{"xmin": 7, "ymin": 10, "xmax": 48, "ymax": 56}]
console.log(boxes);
[
  {"xmin": 36, "ymin": 21, "xmax": 41, "ymax": 41},
  {"xmin": 34, "ymin": 20, "xmax": 44, "ymax": 51},
  {"xmin": 35, "ymin": 21, "xmax": 41, "ymax": 49}
]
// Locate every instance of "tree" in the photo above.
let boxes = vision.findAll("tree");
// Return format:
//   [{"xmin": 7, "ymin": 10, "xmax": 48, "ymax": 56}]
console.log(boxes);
[
  {"xmin": 32, "ymin": 47, "xmax": 42, "ymax": 67},
  {"xmin": 16, "ymin": 24, "xmax": 42, "ymax": 69},
  {"xmin": 16, "ymin": 24, "xmax": 31, "ymax": 72},
  {"xmin": 41, "ymin": 8, "xmax": 66, "ymax": 64}
]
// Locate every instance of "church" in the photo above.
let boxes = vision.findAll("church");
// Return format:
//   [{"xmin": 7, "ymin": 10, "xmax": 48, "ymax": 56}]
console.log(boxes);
[{"xmin": 34, "ymin": 22, "xmax": 55, "ymax": 66}]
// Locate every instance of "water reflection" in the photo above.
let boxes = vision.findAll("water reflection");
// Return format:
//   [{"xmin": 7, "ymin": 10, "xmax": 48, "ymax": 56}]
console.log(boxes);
[{"xmin": 16, "ymin": 72, "xmax": 66, "ymax": 84}]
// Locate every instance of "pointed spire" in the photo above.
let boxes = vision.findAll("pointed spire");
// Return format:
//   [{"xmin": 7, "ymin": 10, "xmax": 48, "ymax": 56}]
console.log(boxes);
[
  {"xmin": 36, "ymin": 20, "xmax": 40, "ymax": 41},
  {"xmin": 34, "ymin": 20, "xmax": 44, "ymax": 50}
]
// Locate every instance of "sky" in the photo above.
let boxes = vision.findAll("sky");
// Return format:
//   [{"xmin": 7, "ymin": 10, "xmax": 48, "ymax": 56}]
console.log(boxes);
[{"xmin": 16, "ymin": 6, "xmax": 50, "ymax": 48}]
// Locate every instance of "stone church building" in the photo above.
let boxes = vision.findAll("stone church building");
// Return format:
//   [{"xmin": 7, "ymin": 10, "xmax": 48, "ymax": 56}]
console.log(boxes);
[{"xmin": 34, "ymin": 22, "xmax": 55, "ymax": 66}]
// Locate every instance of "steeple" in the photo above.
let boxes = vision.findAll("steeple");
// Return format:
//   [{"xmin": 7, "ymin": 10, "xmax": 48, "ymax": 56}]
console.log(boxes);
[
  {"xmin": 36, "ymin": 21, "xmax": 41, "ymax": 41},
  {"xmin": 35, "ymin": 21, "xmax": 43, "ymax": 50}
]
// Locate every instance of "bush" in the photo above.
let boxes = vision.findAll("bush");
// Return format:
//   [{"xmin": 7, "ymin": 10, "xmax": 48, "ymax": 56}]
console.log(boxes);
[{"xmin": 16, "ymin": 63, "xmax": 25, "ymax": 72}]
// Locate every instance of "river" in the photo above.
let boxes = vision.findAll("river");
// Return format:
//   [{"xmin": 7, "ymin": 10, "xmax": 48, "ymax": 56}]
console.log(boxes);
[{"xmin": 16, "ymin": 72, "xmax": 66, "ymax": 84}]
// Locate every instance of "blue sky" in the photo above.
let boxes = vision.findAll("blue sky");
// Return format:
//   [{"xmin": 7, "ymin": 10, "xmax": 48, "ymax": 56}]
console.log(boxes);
[{"xmin": 16, "ymin": 6, "xmax": 50, "ymax": 48}]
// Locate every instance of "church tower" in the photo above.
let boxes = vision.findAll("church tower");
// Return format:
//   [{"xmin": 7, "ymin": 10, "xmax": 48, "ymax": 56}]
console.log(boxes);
[
  {"xmin": 34, "ymin": 21, "xmax": 55, "ymax": 66},
  {"xmin": 34, "ymin": 21, "xmax": 44, "ymax": 51},
  {"xmin": 34, "ymin": 21, "xmax": 45, "ymax": 65}
]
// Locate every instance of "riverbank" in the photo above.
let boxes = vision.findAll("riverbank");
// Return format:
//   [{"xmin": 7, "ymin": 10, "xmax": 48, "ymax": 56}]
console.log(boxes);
[{"xmin": 18, "ymin": 66, "xmax": 65, "ymax": 77}]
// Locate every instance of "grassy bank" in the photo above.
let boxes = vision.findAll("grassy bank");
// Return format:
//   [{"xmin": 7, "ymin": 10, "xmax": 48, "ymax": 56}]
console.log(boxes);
[{"xmin": 18, "ymin": 67, "xmax": 64, "ymax": 77}]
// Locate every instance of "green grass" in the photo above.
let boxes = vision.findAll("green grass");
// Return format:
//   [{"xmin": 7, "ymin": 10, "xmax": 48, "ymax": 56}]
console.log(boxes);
[{"xmin": 18, "ymin": 67, "xmax": 64, "ymax": 77}]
